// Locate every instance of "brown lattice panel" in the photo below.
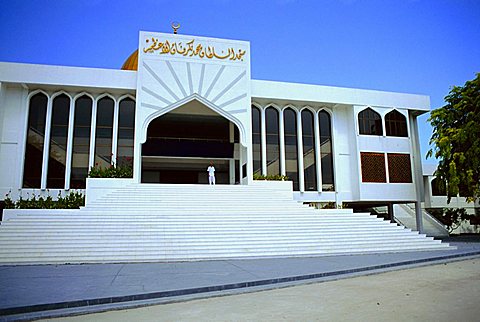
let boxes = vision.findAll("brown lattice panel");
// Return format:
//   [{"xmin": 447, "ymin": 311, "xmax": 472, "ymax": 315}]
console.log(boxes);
[
  {"xmin": 388, "ymin": 153, "xmax": 412, "ymax": 183},
  {"xmin": 361, "ymin": 152, "xmax": 386, "ymax": 183}
]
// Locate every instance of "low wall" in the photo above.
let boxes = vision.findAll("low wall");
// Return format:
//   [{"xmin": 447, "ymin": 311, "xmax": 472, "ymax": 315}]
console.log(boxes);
[
  {"xmin": 85, "ymin": 178, "xmax": 135, "ymax": 206},
  {"xmin": 251, "ymin": 180, "xmax": 293, "ymax": 193}
]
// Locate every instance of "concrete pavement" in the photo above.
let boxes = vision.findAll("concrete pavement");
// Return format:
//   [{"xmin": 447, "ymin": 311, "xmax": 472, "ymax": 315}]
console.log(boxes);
[
  {"xmin": 42, "ymin": 259, "xmax": 480, "ymax": 322},
  {"xmin": 1, "ymin": 236, "xmax": 480, "ymax": 321}
]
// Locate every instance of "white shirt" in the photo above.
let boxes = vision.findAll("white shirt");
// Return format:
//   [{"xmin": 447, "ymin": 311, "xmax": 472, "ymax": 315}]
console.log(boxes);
[{"xmin": 207, "ymin": 166, "xmax": 215, "ymax": 177}]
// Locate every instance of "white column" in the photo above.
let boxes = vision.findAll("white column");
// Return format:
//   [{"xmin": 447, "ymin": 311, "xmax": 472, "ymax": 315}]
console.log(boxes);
[
  {"xmin": 88, "ymin": 99, "xmax": 98, "ymax": 170},
  {"xmin": 330, "ymin": 108, "xmax": 339, "ymax": 196},
  {"xmin": 410, "ymin": 113, "xmax": 424, "ymax": 233},
  {"xmin": 261, "ymin": 107, "xmax": 267, "ymax": 175},
  {"xmin": 229, "ymin": 160, "xmax": 235, "ymax": 184},
  {"xmin": 111, "ymin": 98, "xmax": 120, "ymax": 166},
  {"xmin": 314, "ymin": 111, "xmax": 322, "ymax": 192},
  {"xmin": 239, "ymin": 145, "xmax": 243, "ymax": 183},
  {"xmin": 229, "ymin": 122, "xmax": 235, "ymax": 184},
  {"xmin": 18, "ymin": 87, "xmax": 29, "ymax": 188},
  {"xmin": 297, "ymin": 110, "xmax": 305, "ymax": 192},
  {"xmin": 40, "ymin": 96, "xmax": 53, "ymax": 190},
  {"xmin": 279, "ymin": 109, "xmax": 286, "ymax": 176},
  {"xmin": 64, "ymin": 98, "xmax": 75, "ymax": 190},
  {"xmin": 133, "ymin": 135, "xmax": 142, "ymax": 183}
]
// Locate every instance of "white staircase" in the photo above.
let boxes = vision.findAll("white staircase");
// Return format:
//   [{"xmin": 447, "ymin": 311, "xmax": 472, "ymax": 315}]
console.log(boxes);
[
  {"xmin": 0, "ymin": 183, "xmax": 453, "ymax": 265},
  {"xmin": 393, "ymin": 204, "xmax": 449, "ymax": 237}
]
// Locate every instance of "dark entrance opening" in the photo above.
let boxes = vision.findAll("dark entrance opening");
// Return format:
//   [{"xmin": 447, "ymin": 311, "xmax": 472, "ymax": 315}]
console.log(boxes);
[{"xmin": 141, "ymin": 101, "xmax": 239, "ymax": 184}]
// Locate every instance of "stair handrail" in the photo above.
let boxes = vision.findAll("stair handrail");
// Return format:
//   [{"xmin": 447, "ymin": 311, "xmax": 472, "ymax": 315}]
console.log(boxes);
[{"xmin": 403, "ymin": 204, "xmax": 448, "ymax": 230}]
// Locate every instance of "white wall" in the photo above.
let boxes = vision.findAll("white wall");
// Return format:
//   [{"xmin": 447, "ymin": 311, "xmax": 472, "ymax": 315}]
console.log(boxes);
[
  {"xmin": 252, "ymin": 79, "xmax": 430, "ymax": 111},
  {"xmin": 0, "ymin": 62, "xmax": 136, "ymax": 90},
  {"xmin": 0, "ymin": 60, "xmax": 431, "ymax": 205},
  {"xmin": 0, "ymin": 84, "xmax": 28, "ymax": 199},
  {"xmin": 331, "ymin": 104, "xmax": 358, "ymax": 202}
]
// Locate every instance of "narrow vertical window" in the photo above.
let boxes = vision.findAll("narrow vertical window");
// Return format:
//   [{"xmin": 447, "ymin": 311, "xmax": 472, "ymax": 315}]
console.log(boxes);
[
  {"xmin": 265, "ymin": 107, "xmax": 280, "ymax": 175},
  {"xmin": 302, "ymin": 110, "xmax": 317, "ymax": 191},
  {"xmin": 251, "ymin": 106, "xmax": 262, "ymax": 175},
  {"xmin": 117, "ymin": 98, "xmax": 135, "ymax": 170},
  {"xmin": 284, "ymin": 108, "xmax": 299, "ymax": 190},
  {"xmin": 70, "ymin": 95, "xmax": 92, "ymax": 189},
  {"xmin": 319, "ymin": 111, "xmax": 334, "ymax": 191},
  {"xmin": 23, "ymin": 93, "xmax": 48, "ymax": 188},
  {"xmin": 47, "ymin": 94, "xmax": 70, "ymax": 188},
  {"xmin": 385, "ymin": 110, "xmax": 408, "ymax": 137},
  {"xmin": 358, "ymin": 108, "xmax": 383, "ymax": 135},
  {"xmin": 94, "ymin": 97, "xmax": 114, "ymax": 167}
]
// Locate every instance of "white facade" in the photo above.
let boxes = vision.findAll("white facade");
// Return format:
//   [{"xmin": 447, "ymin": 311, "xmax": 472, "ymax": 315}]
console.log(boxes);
[{"xmin": 0, "ymin": 31, "xmax": 431, "ymax": 206}]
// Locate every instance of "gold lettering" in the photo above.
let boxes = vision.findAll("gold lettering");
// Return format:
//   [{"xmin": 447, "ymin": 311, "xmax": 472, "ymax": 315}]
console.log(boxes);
[
  {"xmin": 213, "ymin": 48, "xmax": 230, "ymax": 60},
  {"xmin": 142, "ymin": 38, "xmax": 246, "ymax": 61}
]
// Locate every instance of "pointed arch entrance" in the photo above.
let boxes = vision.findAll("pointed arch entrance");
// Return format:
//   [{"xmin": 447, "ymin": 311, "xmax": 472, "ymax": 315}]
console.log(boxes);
[{"xmin": 141, "ymin": 99, "xmax": 241, "ymax": 184}]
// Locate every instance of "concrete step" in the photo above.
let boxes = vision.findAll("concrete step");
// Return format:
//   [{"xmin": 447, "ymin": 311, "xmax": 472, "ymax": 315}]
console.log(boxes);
[
  {"xmin": 0, "ymin": 233, "xmax": 430, "ymax": 244},
  {"xmin": 0, "ymin": 182, "xmax": 454, "ymax": 264},
  {"xmin": 0, "ymin": 229, "xmax": 416, "ymax": 239},
  {"xmin": 0, "ymin": 244, "xmax": 453, "ymax": 265}
]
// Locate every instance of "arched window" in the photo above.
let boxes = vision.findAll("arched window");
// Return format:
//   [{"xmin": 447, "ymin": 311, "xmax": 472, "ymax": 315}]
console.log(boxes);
[
  {"xmin": 70, "ymin": 95, "xmax": 92, "ymax": 189},
  {"xmin": 385, "ymin": 110, "xmax": 408, "ymax": 137},
  {"xmin": 358, "ymin": 108, "xmax": 383, "ymax": 135},
  {"xmin": 251, "ymin": 106, "xmax": 262, "ymax": 175},
  {"xmin": 23, "ymin": 93, "xmax": 48, "ymax": 188},
  {"xmin": 47, "ymin": 94, "xmax": 70, "ymax": 188},
  {"xmin": 265, "ymin": 107, "xmax": 280, "ymax": 175},
  {"xmin": 94, "ymin": 96, "xmax": 114, "ymax": 167},
  {"xmin": 431, "ymin": 178, "xmax": 447, "ymax": 196},
  {"xmin": 117, "ymin": 98, "xmax": 135, "ymax": 168},
  {"xmin": 302, "ymin": 109, "xmax": 317, "ymax": 191},
  {"xmin": 319, "ymin": 111, "xmax": 334, "ymax": 191},
  {"xmin": 284, "ymin": 108, "xmax": 299, "ymax": 190}
]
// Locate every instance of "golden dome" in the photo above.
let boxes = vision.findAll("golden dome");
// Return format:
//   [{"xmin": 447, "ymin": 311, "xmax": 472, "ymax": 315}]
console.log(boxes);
[{"xmin": 121, "ymin": 50, "xmax": 138, "ymax": 71}]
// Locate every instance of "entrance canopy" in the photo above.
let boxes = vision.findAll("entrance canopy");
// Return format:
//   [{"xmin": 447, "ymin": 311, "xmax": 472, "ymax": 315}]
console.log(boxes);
[{"xmin": 141, "ymin": 100, "xmax": 240, "ymax": 184}]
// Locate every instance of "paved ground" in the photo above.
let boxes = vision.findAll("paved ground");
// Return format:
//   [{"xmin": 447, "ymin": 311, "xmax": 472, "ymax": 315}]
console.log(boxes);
[
  {"xmin": 42, "ymin": 259, "xmax": 480, "ymax": 322},
  {"xmin": 1, "ymin": 236, "xmax": 480, "ymax": 321}
]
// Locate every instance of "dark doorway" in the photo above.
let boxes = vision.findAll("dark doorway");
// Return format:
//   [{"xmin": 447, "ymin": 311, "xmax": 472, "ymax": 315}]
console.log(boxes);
[
  {"xmin": 142, "ymin": 158, "xmax": 230, "ymax": 184},
  {"xmin": 141, "ymin": 102, "xmax": 239, "ymax": 184}
]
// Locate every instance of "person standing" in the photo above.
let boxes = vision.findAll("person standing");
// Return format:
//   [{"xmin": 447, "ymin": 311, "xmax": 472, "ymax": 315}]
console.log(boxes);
[{"xmin": 207, "ymin": 162, "xmax": 216, "ymax": 185}]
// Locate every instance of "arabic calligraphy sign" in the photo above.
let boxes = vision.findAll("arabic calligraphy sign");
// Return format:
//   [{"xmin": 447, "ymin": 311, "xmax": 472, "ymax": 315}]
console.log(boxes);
[{"xmin": 143, "ymin": 38, "xmax": 247, "ymax": 61}]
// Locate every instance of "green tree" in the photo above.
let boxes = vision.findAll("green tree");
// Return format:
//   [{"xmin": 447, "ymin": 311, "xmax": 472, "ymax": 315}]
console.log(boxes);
[{"xmin": 427, "ymin": 73, "xmax": 480, "ymax": 202}]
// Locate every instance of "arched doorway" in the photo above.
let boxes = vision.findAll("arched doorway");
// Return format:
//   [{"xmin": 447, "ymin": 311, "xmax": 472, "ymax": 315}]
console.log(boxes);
[{"xmin": 141, "ymin": 100, "xmax": 240, "ymax": 184}]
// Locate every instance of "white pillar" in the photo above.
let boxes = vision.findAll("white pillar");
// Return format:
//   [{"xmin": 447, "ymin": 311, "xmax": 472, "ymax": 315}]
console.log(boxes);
[
  {"xmin": 314, "ymin": 111, "xmax": 322, "ymax": 192},
  {"xmin": 279, "ymin": 108, "xmax": 286, "ymax": 176},
  {"xmin": 133, "ymin": 135, "xmax": 142, "ymax": 183},
  {"xmin": 261, "ymin": 107, "xmax": 267, "ymax": 175},
  {"xmin": 64, "ymin": 98, "xmax": 75, "ymax": 190},
  {"xmin": 229, "ymin": 160, "xmax": 235, "ymax": 184},
  {"xmin": 88, "ymin": 99, "xmax": 98, "ymax": 170},
  {"xmin": 239, "ymin": 145, "xmax": 244, "ymax": 183},
  {"xmin": 111, "ymin": 98, "xmax": 120, "ymax": 166},
  {"xmin": 18, "ymin": 87, "xmax": 29, "ymax": 188},
  {"xmin": 410, "ymin": 113, "xmax": 424, "ymax": 233},
  {"xmin": 229, "ymin": 122, "xmax": 235, "ymax": 184},
  {"xmin": 297, "ymin": 110, "xmax": 305, "ymax": 192},
  {"xmin": 41, "ymin": 96, "xmax": 53, "ymax": 190}
]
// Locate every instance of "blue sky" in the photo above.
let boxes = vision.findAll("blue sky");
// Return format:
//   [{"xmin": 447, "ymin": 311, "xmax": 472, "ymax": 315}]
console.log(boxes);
[{"xmin": 1, "ymin": 0, "xmax": 479, "ymax": 163}]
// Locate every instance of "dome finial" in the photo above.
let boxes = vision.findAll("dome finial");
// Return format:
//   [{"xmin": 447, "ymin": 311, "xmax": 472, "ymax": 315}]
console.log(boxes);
[{"xmin": 171, "ymin": 22, "xmax": 180, "ymax": 34}]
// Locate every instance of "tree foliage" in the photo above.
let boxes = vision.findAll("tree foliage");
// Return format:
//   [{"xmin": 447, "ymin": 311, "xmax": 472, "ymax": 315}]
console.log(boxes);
[{"xmin": 427, "ymin": 73, "xmax": 480, "ymax": 202}]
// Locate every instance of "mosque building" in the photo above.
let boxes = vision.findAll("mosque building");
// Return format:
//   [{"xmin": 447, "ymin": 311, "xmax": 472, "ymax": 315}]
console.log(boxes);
[
  {"xmin": 0, "ymin": 30, "xmax": 429, "ymax": 206},
  {"xmin": 0, "ymin": 29, "xmax": 462, "ymax": 264}
]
